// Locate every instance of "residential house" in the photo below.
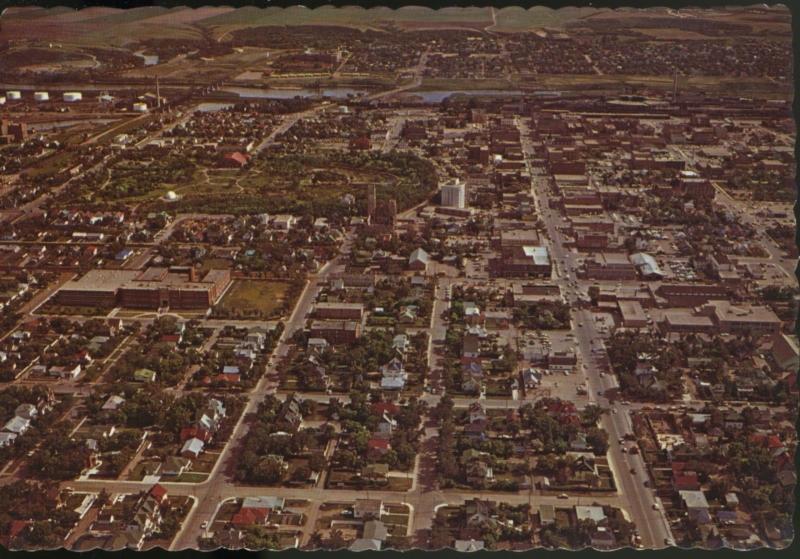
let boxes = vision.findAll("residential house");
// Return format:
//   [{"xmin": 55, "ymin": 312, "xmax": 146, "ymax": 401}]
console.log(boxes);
[{"xmin": 354, "ymin": 499, "xmax": 384, "ymax": 519}]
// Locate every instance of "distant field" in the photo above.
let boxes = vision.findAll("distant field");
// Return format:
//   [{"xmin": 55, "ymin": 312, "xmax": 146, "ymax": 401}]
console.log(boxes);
[
  {"xmin": 2, "ymin": 5, "xmax": 789, "ymax": 46},
  {"xmin": 143, "ymin": 6, "xmax": 235, "ymax": 26},
  {"xmin": 530, "ymin": 73, "xmax": 789, "ymax": 99},
  {"xmin": 198, "ymin": 5, "xmax": 493, "ymax": 30},
  {"xmin": 0, "ymin": 6, "xmax": 73, "ymax": 20},
  {"xmin": 78, "ymin": 6, "xmax": 173, "ymax": 26},
  {"xmin": 493, "ymin": 6, "xmax": 600, "ymax": 30},
  {"xmin": 416, "ymin": 77, "xmax": 515, "ymax": 91}
]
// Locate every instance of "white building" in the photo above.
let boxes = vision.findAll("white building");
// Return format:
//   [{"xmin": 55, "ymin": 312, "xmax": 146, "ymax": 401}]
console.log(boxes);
[
  {"xmin": 34, "ymin": 91, "xmax": 50, "ymax": 102},
  {"xmin": 440, "ymin": 179, "xmax": 466, "ymax": 209},
  {"xmin": 63, "ymin": 91, "xmax": 83, "ymax": 102}
]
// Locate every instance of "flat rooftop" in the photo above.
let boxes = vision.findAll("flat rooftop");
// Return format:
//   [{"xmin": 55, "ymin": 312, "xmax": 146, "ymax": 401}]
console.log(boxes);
[{"xmin": 59, "ymin": 270, "xmax": 138, "ymax": 292}]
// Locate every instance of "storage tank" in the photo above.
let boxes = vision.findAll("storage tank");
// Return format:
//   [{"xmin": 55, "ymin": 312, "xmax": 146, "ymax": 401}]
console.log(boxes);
[
  {"xmin": 6, "ymin": 91, "xmax": 22, "ymax": 101},
  {"xmin": 63, "ymin": 91, "xmax": 82, "ymax": 102},
  {"xmin": 132, "ymin": 102, "xmax": 149, "ymax": 112},
  {"xmin": 34, "ymin": 91, "xmax": 50, "ymax": 102}
]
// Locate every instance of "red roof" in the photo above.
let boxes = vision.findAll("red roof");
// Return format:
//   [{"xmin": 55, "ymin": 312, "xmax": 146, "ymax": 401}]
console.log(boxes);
[
  {"xmin": 8, "ymin": 520, "xmax": 29, "ymax": 539},
  {"xmin": 231, "ymin": 507, "xmax": 270, "ymax": 527},
  {"xmin": 181, "ymin": 426, "xmax": 212, "ymax": 443},
  {"xmin": 749, "ymin": 433, "xmax": 782, "ymax": 449},
  {"xmin": 222, "ymin": 151, "xmax": 249, "ymax": 167},
  {"xmin": 767, "ymin": 435, "xmax": 783, "ymax": 449},
  {"xmin": 671, "ymin": 462, "xmax": 687, "ymax": 474},
  {"xmin": 368, "ymin": 438, "xmax": 391, "ymax": 450},
  {"xmin": 149, "ymin": 483, "xmax": 168, "ymax": 502},
  {"xmin": 371, "ymin": 402, "xmax": 399, "ymax": 416},
  {"xmin": 673, "ymin": 473, "xmax": 700, "ymax": 490}
]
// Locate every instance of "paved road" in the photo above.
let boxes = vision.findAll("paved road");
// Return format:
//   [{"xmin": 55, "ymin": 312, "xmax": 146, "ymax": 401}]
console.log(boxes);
[
  {"xmin": 166, "ymin": 234, "xmax": 354, "ymax": 549},
  {"xmin": 517, "ymin": 115, "xmax": 673, "ymax": 549}
]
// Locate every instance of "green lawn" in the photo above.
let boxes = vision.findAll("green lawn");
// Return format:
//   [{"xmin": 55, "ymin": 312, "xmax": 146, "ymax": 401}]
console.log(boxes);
[
  {"xmin": 173, "ymin": 472, "xmax": 209, "ymax": 483},
  {"xmin": 216, "ymin": 279, "xmax": 293, "ymax": 318}
]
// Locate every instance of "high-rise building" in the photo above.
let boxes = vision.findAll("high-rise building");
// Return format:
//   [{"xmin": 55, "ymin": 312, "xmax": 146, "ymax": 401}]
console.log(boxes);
[{"xmin": 440, "ymin": 179, "xmax": 466, "ymax": 209}]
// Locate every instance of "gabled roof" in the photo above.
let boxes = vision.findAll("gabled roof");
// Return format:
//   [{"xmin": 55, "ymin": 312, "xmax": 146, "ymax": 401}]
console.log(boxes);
[
  {"xmin": 409, "ymin": 248, "xmax": 430, "ymax": 264},
  {"xmin": 180, "ymin": 437, "xmax": 205, "ymax": 456},
  {"xmin": 3, "ymin": 416, "xmax": 30, "ymax": 434},
  {"xmin": 349, "ymin": 538, "xmax": 382, "ymax": 551}
]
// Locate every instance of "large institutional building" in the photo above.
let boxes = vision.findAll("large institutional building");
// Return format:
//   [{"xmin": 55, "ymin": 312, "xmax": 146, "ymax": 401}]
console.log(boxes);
[
  {"xmin": 440, "ymin": 179, "xmax": 466, "ymax": 209},
  {"xmin": 55, "ymin": 267, "xmax": 231, "ymax": 310}
]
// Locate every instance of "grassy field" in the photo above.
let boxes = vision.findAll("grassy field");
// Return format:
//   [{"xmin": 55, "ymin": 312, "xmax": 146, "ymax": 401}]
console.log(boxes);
[
  {"xmin": 200, "ymin": 5, "xmax": 493, "ymax": 31},
  {"xmin": 415, "ymin": 77, "xmax": 515, "ymax": 91},
  {"xmin": 509, "ymin": 73, "xmax": 790, "ymax": 99},
  {"xmin": 493, "ymin": 6, "xmax": 600, "ymax": 30},
  {"xmin": 216, "ymin": 279, "xmax": 293, "ymax": 318},
  {"xmin": 173, "ymin": 472, "xmax": 209, "ymax": 483}
]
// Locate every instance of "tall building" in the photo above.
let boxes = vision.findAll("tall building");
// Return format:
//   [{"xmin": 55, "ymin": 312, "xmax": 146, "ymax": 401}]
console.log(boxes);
[
  {"xmin": 440, "ymin": 179, "xmax": 466, "ymax": 209},
  {"xmin": 367, "ymin": 184, "xmax": 376, "ymax": 221},
  {"xmin": 0, "ymin": 120, "xmax": 28, "ymax": 143}
]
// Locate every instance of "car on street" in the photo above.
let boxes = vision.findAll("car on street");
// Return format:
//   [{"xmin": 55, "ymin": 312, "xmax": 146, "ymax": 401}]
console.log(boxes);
[
  {"xmin": 201, "ymin": 521, "xmax": 208, "ymax": 529},
  {"xmin": 558, "ymin": 493, "xmax": 569, "ymax": 499}
]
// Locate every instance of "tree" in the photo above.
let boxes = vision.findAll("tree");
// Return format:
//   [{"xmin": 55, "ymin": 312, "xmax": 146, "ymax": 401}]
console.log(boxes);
[
  {"xmin": 429, "ymin": 515, "xmax": 452, "ymax": 549},
  {"xmin": 586, "ymin": 427, "xmax": 609, "ymax": 455},
  {"xmin": 308, "ymin": 452, "xmax": 327, "ymax": 472},
  {"xmin": 299, "ymin": 399, "xmax": 316, "ymax": 418},
  {"xmin": 580, "ymin": 404, "xmax": 604, "ymax": 426},
  {"xmin": 243, "ymin": 526, "xmax": 280, "ymax": 550},
  {"xmin": 253, "ymin": 456, "xmax": 285, "ymax": 484},
  {"xmin": 536, "ymin": 454, "xmax": 558, "ymax": 475},
  {"xmin": 292, "ymin": 465, "xmax": 311, "ymax": 482}
]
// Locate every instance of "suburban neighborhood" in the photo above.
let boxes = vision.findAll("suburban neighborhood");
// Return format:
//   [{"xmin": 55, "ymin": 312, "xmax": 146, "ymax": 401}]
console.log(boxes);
[{"xmin": 0, "ymin": 4, "xmax": 795, "ymax": 552}]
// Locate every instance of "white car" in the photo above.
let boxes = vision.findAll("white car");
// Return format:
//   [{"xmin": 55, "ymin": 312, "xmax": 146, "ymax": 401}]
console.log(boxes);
[{"xmin": 201, "ymin": 521, "xmax": 209, "ymax": 529}]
